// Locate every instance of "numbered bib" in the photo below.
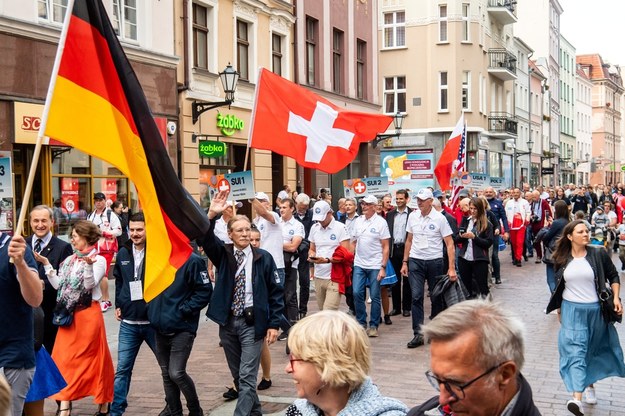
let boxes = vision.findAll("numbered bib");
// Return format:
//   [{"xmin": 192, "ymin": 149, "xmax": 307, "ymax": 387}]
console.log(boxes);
[{"xmin": 129, "ymin": 280, "xmax": 143, "ymax": 301}]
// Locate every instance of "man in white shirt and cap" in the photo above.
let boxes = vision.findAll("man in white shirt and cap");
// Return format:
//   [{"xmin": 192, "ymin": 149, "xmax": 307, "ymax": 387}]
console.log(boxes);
[{"xmin": 251, "ymin": 192, "xmax": 285, "ymax": 285}]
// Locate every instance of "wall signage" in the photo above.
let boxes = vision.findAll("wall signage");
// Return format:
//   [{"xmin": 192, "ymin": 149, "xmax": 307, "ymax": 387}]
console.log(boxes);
[
  {"xmin": 216, "ymin": 114, "xmax": 244, "ymax": 136},
  {"xmin": 198, "ymin": 140, "xmax": 227, "ymax": 158}
]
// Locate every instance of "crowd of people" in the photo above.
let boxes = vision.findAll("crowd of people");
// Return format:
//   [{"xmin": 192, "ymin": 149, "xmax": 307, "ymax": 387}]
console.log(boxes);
[{"xmin": 1, "ymin": 181, "xmax": 625, "ymax": 416}]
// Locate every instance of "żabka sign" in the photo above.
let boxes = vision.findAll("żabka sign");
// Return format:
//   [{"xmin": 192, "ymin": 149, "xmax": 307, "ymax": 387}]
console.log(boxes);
[
  {"xmin": 199, "ymin": 140, "xmax": 226, "ymax": 158},
  {"xmin": 216, "ymin": 114, "xmax": 244, "ymax": 136}
]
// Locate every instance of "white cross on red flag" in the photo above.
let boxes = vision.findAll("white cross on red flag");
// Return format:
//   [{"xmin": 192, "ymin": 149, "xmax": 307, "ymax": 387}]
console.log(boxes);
[{"xmin": 248, "ymin": 69, "xmax": 393, "ymax": 174}]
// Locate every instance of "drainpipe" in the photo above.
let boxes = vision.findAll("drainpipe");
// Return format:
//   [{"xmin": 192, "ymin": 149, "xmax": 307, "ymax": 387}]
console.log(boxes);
[{"xmin": 176, "ymin": 0, "xmax": 190, "ymax": 181}]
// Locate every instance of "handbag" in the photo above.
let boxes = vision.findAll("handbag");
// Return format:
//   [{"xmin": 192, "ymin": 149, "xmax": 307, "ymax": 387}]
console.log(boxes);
[
  {"xmin": 596, "ymin": 250, "xmax": 622, "ymax": 323},
  {"xmin": 380, "ymin": 262, "xmax": 398, "ymax": 286},
  {"xmin": 52, "ymin": 305, "xmax": 73, "ymax": 327}
]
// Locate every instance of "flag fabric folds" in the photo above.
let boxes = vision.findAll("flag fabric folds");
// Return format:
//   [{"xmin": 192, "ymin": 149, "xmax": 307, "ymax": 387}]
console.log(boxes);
[
  {"xmin": 249, "ymin": 69, "xmax": 393, "ymax": 174},
  {"xmin": 44, "ymin": 0, "xmax": 209, "ymax": 301},
  {"xmin": 434, "ymin": 115, "xmax": 466, "ymax": 199}
]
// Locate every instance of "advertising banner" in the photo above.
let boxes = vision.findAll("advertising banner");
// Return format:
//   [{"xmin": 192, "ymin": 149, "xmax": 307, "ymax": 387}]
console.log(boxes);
[
  {"xmin": 380, "ymin": 149, "xmax": 435, "ymax": 200},
  {"xmin": 61, "ymin": 178, "xmax": 79, "ymax": 214}
]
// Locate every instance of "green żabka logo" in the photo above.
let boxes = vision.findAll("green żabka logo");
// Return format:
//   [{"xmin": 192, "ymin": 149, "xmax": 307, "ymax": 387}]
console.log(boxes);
[
  {"xmin": 217, "ymin": 114, "xmax": 244, "ymax": 136},
  {"xmin": 198, "ymin": 140, "xmax": 226, "ymax": 158}
]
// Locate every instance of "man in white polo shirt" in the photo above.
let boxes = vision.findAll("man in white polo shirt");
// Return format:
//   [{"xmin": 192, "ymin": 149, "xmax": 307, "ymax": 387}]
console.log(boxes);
[
  {"xmin": 351, "ymin": 194, "xmax": 390, "ymax": 338},
  {"xmin": 279, "ymin": 198, "xmax": 305, "ymax": 325},
  {"xmin": 251, "ymin": 192, "xmax": 285, "ymax": 285},
  {"xmin": 308, "ymin": 201, "xmax": 350, "ymax": 311},
  {"xmin": 400, "ymin": 188, "xmax": 456, "ymax": 348}
]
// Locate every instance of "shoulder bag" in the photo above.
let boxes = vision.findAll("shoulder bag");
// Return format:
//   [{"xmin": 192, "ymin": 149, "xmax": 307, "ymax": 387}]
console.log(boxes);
[{"xmin": 595, "ymin": 249, "xmax": 622, "ymax": 324}]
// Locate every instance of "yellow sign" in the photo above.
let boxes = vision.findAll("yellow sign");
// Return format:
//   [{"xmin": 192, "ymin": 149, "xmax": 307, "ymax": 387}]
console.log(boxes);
[{"xmin": 14, "ymin": 102, "xmax": 50, "ymax": 144}]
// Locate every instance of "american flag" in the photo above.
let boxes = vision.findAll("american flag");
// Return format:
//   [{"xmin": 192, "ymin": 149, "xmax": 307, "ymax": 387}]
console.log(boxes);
[{"xmin": 449, "ymin": 123, "xmax": 467, "ymax": 209}]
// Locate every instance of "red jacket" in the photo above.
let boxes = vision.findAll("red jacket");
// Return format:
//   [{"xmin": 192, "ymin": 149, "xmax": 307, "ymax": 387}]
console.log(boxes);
[{"xmin": 330, "ymin": 246, "xmax": 354, "ymax": 295}]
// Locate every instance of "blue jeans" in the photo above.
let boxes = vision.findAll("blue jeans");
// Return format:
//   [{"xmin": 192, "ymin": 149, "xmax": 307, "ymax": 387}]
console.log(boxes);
[
  {"xmin": 491, "ymin": 241, "xmax": 501, "ymax": 280},
  {"xmin": 111, "ymin": 322, "xmax": 157, "ymax": 416},
  {"xmin": 352, "ymin": 266, "xmax": 381, "ymax": 328},
  {"xmin": 525, "ymin": 226, "xmax": 534, "ymax": 256},
  {"xmin": 219, "ymin": 316, "xmax": 263, "ymax": 416},
  {"xmin": 408, "ymin": 258, "xmax": 444, "ymax": 335},
  {"xmin": 545, "ymin": 263, "xmax": 556, "ymax": 294},
  {"xmin": 154, "ymin": 331, "xmax": 202, "ymax": 416}
]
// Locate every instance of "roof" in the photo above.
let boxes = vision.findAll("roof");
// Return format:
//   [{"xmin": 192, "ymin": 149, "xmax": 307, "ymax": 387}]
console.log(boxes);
[
  {"xmin": 528, "ymin": 60, "xmax": 546, "ymax": 79},
  {"xmin": 576, "ymin": 54, "xmax": 622, "ymax": 87}
]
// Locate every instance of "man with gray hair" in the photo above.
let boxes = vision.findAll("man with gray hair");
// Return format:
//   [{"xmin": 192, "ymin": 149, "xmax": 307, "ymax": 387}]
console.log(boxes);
[{"xmin": 408, "ymin": 299, "xmax": 540, "ymax": 416}]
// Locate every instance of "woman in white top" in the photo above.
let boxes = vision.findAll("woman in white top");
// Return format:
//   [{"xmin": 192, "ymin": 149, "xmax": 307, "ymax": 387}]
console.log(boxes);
[
  {"xmin": 35, "ymin": 220, "xmax": 113, "ymax": 416},
  {"xmin": 547, "ymin": 220, "xmax": 625, "ymax": 416}
]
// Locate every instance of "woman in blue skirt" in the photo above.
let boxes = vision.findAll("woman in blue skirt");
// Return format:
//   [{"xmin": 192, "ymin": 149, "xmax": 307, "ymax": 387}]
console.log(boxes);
[{"xmin": 547, "ymin": 220, "xmax": 625, "ymax": 416}]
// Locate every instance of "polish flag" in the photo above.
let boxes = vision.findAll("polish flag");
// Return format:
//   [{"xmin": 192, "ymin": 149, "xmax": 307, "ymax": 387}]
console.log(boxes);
[
  {"xmin": 248, "ymin": 69, "xmax": 393, "ymax": 174},
  {"xmin": 434, "ymin": 115, "xmax": 466, "ymax": 193}
]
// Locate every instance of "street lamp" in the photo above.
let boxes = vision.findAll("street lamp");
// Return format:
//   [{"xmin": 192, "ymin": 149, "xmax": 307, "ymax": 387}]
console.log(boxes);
[
  {"xmin": 192, "ymin": 64, "xmax": 240, "ymax": 124},
  {"xmin": 527, "ymin": 138, "xmax": 534, "ymax": 187},
  {"xmin": 372, "ymin": 111, "xmax": 405, "ymax": 148}
]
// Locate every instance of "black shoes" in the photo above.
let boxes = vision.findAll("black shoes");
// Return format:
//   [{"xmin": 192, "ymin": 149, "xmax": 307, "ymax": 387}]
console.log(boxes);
[
  {"xmin": 257, "ymin": 378, "xmax": 272, "ymax": 390},
  {"xmin": 277, "ymin": 332, "xmax": 288, "ymax": 341},
  {"xmin": 384, "ymin": 315, "xmax": 393, "ymax": 325},
  {"xmin": 389, "ymin": 309, "xmax": 401, "ymax": 316},
  {"xmin": 223, "ymin": 387, "xmax": 238, "ymax": 400},
  {"xmin": 495, "ymin": 278, "xmax": 502, "ymax": 284},
  {"xmin": 298, "ymin": 312, "xmax": 307, "ymax": 320},
  {"xmin": 402, "ymin": 310, "xmax": 411, "ymax": 317},
  {"xmin": 407, "ymin": 334, "xmax": 424, "ymax": 349}
]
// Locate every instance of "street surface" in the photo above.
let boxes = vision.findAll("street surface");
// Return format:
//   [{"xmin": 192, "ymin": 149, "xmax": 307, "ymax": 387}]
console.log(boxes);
[{"xmin": 46, "ymin": 252, "xmax": 625, "ymax": 415}]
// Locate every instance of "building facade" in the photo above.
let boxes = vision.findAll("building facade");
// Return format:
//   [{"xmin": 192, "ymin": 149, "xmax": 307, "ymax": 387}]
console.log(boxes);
[
  {"xmin": 575, "ymin": 65, "xmax": 593, "ymax": 186},
  {"xmin": 558, "ymin": 35, "xmax": 576, "ymax": 185}
]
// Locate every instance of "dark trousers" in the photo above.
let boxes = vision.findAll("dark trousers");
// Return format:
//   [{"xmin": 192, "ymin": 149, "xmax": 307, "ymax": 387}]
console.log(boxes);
[
  {"xmin": 154, "ymin": 332, "xmax": 202, "ymax": 416},
  {"xmin": 390, "ymin": 244, "xmax": 411, "ymax": 312},
  {"xmin": 41, "ymin": 285, "xmax": 59, "ymax": 352},
  {"xmin": 284, "ymin": 267, "xmax": 299, "ymax": 322},
  {"xmin": 297, "ymin": 257, "xmax": 310, "ymax": 315},
  {"xmin": 491, "ymin": 241, "xmax": 501, "ymax": 280},
  {"xmin": 458, "ymin": 257, "xmax": 490, "ymax": 298},
  {"xmin": 408, "ymin": 258, "xmax": 444, "ymax": 335}
]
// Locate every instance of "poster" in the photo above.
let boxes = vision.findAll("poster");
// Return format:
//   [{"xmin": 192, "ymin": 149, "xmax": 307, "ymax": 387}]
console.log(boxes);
[
  {"xmin": 0, "ymin": 153, "xmax": 14, "ymax": 234},
  {"xmin": 380, "ymin": 149, "xmax": 435, "ymax": 201},
  {"xmin": 343, "ymin": 176, "xmax": 389, "ymax": 198},
  {"xmin": 207, "ymin": 170, "xmax": 255, "ymax": 201}
]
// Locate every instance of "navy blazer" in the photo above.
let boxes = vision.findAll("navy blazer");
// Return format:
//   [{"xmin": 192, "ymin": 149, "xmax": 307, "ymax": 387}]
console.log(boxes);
[{"xmin": 26, "ymin": 235, "xmax": 73, "ymax": 289}]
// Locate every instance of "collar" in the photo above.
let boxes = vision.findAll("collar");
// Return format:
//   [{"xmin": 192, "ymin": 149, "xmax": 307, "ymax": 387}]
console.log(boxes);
[
  {"xmin": 132, "ymin": 245, "xmax": 145, "ymax": 257},
  {"xmin": 33, "ymin": 232, "xmax": 53, "ymax": 248},
  {"xmin": 396, "ymin": 207, "xmax": 409, "ymax": 214}
]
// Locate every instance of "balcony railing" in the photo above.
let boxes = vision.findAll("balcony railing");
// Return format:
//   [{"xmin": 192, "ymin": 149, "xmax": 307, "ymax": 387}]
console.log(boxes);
[
  {"xmin": 487, "ymin": 0, "xmax": 517, "ymax": 25},
  {"xmin": 488, "ymin": 112, "xmax": 518, "ymax": 136},
  {"xmin": 488, "ymin": 49, "xmax": 517, "ymax": 81}
]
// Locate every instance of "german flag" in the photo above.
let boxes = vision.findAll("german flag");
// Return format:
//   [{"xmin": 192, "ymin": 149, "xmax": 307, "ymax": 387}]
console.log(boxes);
[{"xmin": 44, "ymin": 0, "xmax": 209, "ymax": 301}]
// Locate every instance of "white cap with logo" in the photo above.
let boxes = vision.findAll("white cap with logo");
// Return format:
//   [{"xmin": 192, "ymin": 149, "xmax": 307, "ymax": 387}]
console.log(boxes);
[
  {"xmin": 360, "ymin": 195, "xmax": 378, "ymax": 204},
  {"xmin": 312, "ymin": 200, "xmax": 333, "ymax": 221},
  {"xmin": 255, "ymin": 192, "xmax": 270, "ymax": 202},
  {"xmin": 416, "ymin": 188, "xmax": 434, "ymax": 200}
]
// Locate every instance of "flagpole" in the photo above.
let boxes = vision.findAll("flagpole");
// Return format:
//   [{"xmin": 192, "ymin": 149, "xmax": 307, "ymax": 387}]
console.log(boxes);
[
  {"xmin": 13, "ymin": 0, "xmax": 75, "ymax": 241},
  {"xmin": 243, "ymin": 67, "xmax": 264, "ymax": 171}
]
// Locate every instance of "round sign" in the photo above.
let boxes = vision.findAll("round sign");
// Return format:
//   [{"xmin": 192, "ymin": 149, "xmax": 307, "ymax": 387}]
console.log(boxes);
[
  {"xmin": 217, "ymin": 178, "xmax": 231, "ymax": 193},
  {"xmin": 65, "ymin": 199, "xmax": 75, "ymax": 213},
  {"xmin": 353, "ymin": 180, "xmax": 367, "ymax": 195}
]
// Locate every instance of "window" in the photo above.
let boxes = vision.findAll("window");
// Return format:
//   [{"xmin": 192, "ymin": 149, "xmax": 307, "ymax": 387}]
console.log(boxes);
[
  {"xmin": 112, "ymin": 0, "xmax": 138, "ymax": 41},
  {"xmin": 384, "ymin": 76, "xmax": 406, "ymax": 114},
  {"xmin": 462, "ymin": 71, "xmax": 471, "ymax": 110},
  {"xmin": 383, "ymin": 11, "xmax": 405, "ymax": 48},
  {"xmin": 439, "ymin": 5, "xmax": 448, "ymax": 42},
  {"xmin": 272, "ymin": 33, "xmax": 283, "ymax": 75},
  {"xmin": 332, "ymin": 29, "xmax": 343, "ymax": 94},
  {"xmin": 237, "ymin": 20, "xmax": 249, "ymax": 81},
  {"xmin": 192, "ymin": 3, "xmax": 209, "ymax": 69},
  {"xmin": 356, "ymin": 39, "xmax": 366, "ymax": 100},
  {"xmin": 439, "ymin": 72, "xmax": 448, "ymax": 111},
  {"xmin": 462, "ymin": 3, "xmax": 470, "ymax": 42},
  {"xmin": 305, "ymin": 17, "xmax": 318, "ymax": 86},
  {"xmin": 38, "ymin": 0, "xmax": 67, "ymax": 23}
]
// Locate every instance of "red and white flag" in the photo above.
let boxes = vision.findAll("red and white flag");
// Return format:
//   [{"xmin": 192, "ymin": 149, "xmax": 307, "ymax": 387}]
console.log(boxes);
[
  {"xmin": 248, "ymin": 69, "xmax": 393, "ymax": 174},
  {"xmin": 434, "ymin": 115, "xmax": 466, "ymax": 205}
]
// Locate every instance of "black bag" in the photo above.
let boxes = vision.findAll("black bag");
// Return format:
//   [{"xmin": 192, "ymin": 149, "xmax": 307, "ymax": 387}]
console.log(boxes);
[
  {"xmin": 596, "ymin": 250, "xmax": 622, "ymax": 324},
  {"xmin": 52, "ymin": 304, "xmax": 73, "ymax": 327}
]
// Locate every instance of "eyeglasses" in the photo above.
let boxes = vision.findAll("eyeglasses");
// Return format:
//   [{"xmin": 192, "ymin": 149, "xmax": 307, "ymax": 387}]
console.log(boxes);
[
  {"xmin": 425, "ymin": 362, "xmax": 505, "ymax": 401},
  {"xmin": 288, "ymin": 354, "xmax": 306, "ymax": 368}
]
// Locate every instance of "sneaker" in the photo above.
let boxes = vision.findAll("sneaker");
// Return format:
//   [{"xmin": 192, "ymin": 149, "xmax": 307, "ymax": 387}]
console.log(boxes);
[
  {"xmin": 100, "ymin": 301, "xmax": 110, "ymax": 312},
  {"xmin": 277, "ymin": 332, "xmax": 288, "ymax": 341},
  {"xmin": 257, "ymin": 378, "xmax": 272, "ymax": 390},
  {"xmin": 566, "ymin": 399, "xmax": 584, "ymax": 416},
  {"xmin": 583, "ymin": 387, "xmax": 597, "ymax": 404},
  {"xmin": 367, "ymin": 327, "xmax": 379, "ymax": 337}
]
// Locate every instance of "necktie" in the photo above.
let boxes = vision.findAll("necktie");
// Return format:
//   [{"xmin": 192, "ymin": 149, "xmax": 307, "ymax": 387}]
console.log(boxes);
[
  {"xmin": 34, "ymin": 239, "xmax": 43, "ymax": 254},
  {"xmin": 232, "ymin": 250, "xmax": 246, "ymax": 317}
]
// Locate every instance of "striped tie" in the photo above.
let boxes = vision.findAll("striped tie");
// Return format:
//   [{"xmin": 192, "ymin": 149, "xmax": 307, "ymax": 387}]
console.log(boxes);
[{"xmin": 232, "ymin": 250, "xmax": 246, "ymax": 316}]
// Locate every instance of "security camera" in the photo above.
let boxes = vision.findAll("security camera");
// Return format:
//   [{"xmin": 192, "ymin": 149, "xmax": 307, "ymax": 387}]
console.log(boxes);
[{"xmin": 166, "ymin": 121, "xmax": 177, "ymax": 135}]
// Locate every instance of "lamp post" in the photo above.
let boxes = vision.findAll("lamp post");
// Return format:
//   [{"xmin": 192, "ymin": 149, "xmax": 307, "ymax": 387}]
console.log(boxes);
[
  {"xmin": 527, "ymin": 138, "xmax": 534, "ymax": 188},
  {"xmin": 192, "ymin": 64, "xmax": 240, "ymax": 124},
  {"xmin": 372, "ymin": 111, "xmax": 405, "ymax": 148}
]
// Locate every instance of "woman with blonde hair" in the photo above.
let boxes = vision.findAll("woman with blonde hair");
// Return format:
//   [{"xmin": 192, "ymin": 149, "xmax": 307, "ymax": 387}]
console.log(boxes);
[{"xmin": 285, "ymin": 310, "xmax": 407, "ymax": 416}]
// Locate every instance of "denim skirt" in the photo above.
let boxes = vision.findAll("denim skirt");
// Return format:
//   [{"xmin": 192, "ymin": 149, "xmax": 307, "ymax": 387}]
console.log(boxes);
[{"xmin": 559, "ymin": 300, "xmax": 625, "ymax": 392}]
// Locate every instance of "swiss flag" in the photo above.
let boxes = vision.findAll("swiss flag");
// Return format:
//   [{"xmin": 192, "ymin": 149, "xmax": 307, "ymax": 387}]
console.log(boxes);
[{"xmin": 248, "ymin": 69, "xmax": 393, "ymax": 174}]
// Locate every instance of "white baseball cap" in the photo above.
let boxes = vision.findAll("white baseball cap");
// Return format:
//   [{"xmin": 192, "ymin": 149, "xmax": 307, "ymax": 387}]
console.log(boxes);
[
  {"xmin": 312, "ymin": 200, "xmax": 333, "ymax": 221},
  {"xmin": 360, "ymin": 195, "xmax": 378, "ymax": 204},
  {"xmin": 416, "ymin": 188, "xmax": 434, "ymax": 200},
  {"xmin": 225, "ymin": 201, "xmax": 243, "ymax": 208},
  {"xmin": 255, "ymin": 192, "xmax": 270, "ymax": 202},
  {"xmin": 277, "ymin": 190, "xmax": 289, "ymax": 200}
]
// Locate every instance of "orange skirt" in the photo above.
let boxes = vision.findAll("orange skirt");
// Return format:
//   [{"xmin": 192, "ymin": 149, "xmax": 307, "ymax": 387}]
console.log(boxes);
[{"xmin": 51, "ymin": 301, "xmax": 114, "ymax": 404}]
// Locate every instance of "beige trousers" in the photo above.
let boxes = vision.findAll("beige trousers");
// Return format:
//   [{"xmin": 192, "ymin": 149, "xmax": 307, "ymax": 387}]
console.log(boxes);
[{"xmin": 314, "ymin": 278, "xmax": 341, "ymax": 310}]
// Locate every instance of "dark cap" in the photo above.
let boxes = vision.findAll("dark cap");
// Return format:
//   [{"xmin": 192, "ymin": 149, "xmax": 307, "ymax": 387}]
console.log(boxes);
[
  {"xmin": 94, "ymin": 192, "xmax": 106, "ymax": 200},
  {"xmin": 433, "ymin": 190, "xmax": 443, "ymax": 198}
]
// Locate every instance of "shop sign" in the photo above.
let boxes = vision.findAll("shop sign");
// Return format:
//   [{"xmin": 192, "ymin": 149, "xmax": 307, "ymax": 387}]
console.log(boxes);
[
  {"xmin": 542, "ymin": 167, "xmax": 554, "ymax": 175},
  {"xmin": 198, "ymin": 140, "xmax": 227, "ymax": 158},
  {"xmin": 216, "ymin": 114, "xmax": 244, "ymax": 136},
  {"xmin": 14, "ymin": 102, "xmax": 50, "ymax": 145}
]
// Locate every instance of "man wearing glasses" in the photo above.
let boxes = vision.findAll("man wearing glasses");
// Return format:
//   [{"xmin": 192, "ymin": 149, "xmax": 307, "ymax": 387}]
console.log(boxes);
[{"xmin": 408, "ymin": 299, "xmax": 540, "ymax": 416}]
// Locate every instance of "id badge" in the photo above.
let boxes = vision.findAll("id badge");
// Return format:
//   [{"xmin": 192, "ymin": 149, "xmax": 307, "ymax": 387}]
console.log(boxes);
[
  {"xmin": 129, "ymin": 280, "xmax": 143, "ymax": 301},
  {"xmin": 414, "ymin": 235, "xmax": 428, "ymax": 249}
]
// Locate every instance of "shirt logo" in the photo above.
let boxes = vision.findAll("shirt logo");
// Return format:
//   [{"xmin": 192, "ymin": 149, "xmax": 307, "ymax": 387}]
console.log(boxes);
[
  {"xmin": 289, "ymin": 229, "xmax": 295, "ymax": 235},
  {"xmin": 200, "ymin": 271, "xmax": 210, "ymax": 284},
  {"xmin": 274, "ymin": 270, "xmax": 281, "ymax": 284},
  {"xmin": 330, "ymin": 234, "xmax": 337, "ymax": 240},
  {"xmin": 260, "ymin": 224, "xmax": 265, "ymax": 231},
  {"xmin": 121, "ymin": 260, "xmax": 130, "ymax": 266},
  {"xmin": 370, "ymin": 227, "xmax": 378, "ymax": 233},
  {"xmin": 315, "ymin": 207, "xmax": 321, "ymax": 214},
  {"xmin": 429, "ymin": 224, "xmax": 436, "ymax": 230}
]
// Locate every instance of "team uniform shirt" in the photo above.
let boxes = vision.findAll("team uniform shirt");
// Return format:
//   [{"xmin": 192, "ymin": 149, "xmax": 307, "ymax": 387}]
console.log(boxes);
[
  {"xmin": 351, "ymin": 214, "xmax": 391, "ymax": 269},
  {"xmin": 504, "ymin": 198, "xmax": 531, "ymax": 230},
  {"xmin": 214, "ymin": 216, "xmax": 231, "ymax": 244},
  {"xmin": 254, "ymin": 211, "xmax": 285, "ymax": 268},
  {"xmin": 281, "ymin": 216, "xmax": 305, "ymax": 268},
  {"xmin": 406, "ymin": 208, "xmax": 453, "ymax": 260},
  {"xmin": 308, "ymin": 219, "xmax": 349, "ymax": 279}
]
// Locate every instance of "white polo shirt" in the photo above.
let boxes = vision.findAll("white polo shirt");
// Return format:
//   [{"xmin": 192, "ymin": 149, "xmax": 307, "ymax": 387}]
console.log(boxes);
[
  {"xmin": 214, "ymin": 216, "xmax": 231, "ymax": 244},
  {"xmin": 406, "ymin": 208, "xmax": 453, "ymax": 260},
  {"xmin": 254, "ymin": 211, "xmax": 285, "ymax": 269},
  {"xmin": 351, "ymin": 213, "xmax": 391, "ymax": 269},
  {"xmin": 281, "ymin": 216, "xmax": 305, "ymax": 268},
  {"xmin": 309, "ymin": 218, "xmax": 349, "ymax": 279}
]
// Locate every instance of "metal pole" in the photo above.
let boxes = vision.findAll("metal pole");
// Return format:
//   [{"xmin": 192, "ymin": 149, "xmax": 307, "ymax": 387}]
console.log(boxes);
[{"xmin": 528, "ymin": 66, "xmax": 532, "ymax": 188}]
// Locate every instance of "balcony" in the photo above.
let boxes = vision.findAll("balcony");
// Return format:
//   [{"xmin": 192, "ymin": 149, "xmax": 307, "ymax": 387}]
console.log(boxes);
[
  {"xmin": 487, "ymin": 0, "xmax": 517, "ymax": 25},
  {"xmin": 488, "ymin": 49, "xmax": 517, "ymax": 81},
  {"xmin": 488, "ymin": 112, "xmax": 518, "ymax": 138}
]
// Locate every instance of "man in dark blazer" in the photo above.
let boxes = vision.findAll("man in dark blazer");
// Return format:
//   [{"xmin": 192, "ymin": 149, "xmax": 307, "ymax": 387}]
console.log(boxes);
[
  {"xmin": 26, "ymin": 205, "xmax": 73, "ymax": 352},
  {"xmin": 386, "ymin": 189, "xmax": 412, "ymax": 316}
]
